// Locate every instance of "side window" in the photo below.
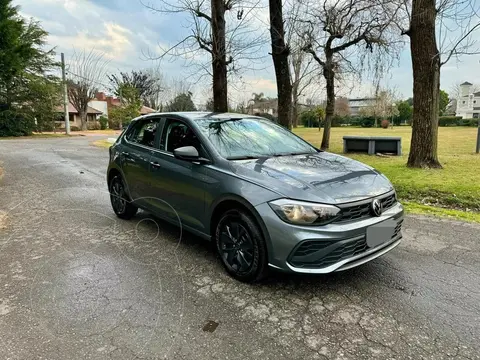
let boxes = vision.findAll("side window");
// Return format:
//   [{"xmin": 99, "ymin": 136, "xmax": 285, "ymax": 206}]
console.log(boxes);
[
  {"xmin": 160, "ymin": 119, "xmax": 204, "ymax": 156},
  {"xmin": 125, "ymin": 118, "xmax": 160, "ymax": 148}
]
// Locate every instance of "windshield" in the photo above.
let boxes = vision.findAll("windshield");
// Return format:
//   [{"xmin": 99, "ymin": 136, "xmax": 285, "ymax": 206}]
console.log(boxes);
[{"xmin": 196, "ymin": 117, "xmax": 318, "ymax": 159}]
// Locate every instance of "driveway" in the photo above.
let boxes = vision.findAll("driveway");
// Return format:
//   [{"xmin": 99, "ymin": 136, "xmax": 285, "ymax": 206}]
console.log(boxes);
[{"xmin": 0, "ymin": 137, "xmax": 479, "ymax": 360}]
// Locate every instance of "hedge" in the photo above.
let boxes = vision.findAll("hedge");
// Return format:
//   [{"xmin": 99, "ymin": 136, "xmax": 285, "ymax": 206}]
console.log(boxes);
[
  {"xmin": 301, "ymin": 114, "xmax": 379, "ymax": 128},
  {"xmin": 439, "ymin": 116, "xmax": 478, "ymax": 127},
  {"xmin": 299, "ymin": 114, "xmax": 479, "ymax": 128}
]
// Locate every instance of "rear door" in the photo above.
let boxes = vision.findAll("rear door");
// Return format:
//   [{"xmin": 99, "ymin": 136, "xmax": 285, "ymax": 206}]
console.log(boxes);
[
  {"xmin": 147, "ymin": 118, "xmax": 210, "ymax": 234},
  {"xmin": 120, "ymin": 117, "xmax": 161, "ymax": 206}
]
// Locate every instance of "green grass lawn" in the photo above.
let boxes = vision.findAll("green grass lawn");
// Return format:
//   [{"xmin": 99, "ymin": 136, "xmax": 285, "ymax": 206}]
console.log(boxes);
[{"xmin": 294, "ymin": 126, "xmax": 480, "ymax": 220}]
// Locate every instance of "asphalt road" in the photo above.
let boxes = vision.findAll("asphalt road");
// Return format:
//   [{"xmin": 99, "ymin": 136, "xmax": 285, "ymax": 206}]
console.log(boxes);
[{"xmin": 0, "ymin": 137, "xmax": 479, "ymax": 360}]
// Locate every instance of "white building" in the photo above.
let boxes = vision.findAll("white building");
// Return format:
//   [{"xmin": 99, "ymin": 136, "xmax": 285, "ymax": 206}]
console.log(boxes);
[
  {"xmin": 348, "ymin": 98, "xmax": 376, "ymax": 116},
  {"xmin": 455, "ymin": 82, "xmax": 480, "ymax": 119},
  {"xmin": 88, "ymin": 100, "xmax": 108, "ymax": 119}
]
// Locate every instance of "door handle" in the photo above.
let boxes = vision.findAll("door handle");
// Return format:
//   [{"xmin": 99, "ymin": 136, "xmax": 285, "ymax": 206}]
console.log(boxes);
[{"xmin": 150, "ymin": 161, "xmax": 161, "ymax": 168}]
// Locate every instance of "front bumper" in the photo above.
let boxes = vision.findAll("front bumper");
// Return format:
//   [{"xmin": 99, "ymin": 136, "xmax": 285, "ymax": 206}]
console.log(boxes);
[{"xmin": 255, "ymin": 201, "xmax": 404, "ymax": 274}]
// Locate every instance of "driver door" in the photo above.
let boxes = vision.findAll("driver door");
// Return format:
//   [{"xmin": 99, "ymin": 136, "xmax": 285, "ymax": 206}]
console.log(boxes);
[{"xmin": 147, "ymin": 118, "xmax": 210, "ymax": 234}]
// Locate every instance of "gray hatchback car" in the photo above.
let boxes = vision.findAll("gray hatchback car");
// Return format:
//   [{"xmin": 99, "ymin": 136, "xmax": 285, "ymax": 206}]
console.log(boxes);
[{"xmin": 107, "ymin": 112, "xmax": 404, "ymax": 282}]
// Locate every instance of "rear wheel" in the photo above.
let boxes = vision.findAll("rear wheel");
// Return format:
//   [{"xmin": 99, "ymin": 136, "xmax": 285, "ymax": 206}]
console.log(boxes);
[
  {"xmin": 215, "ymin": 209, "xmax": 268, "ymax": 282},
  {"xmin": 109, "ymin": 175, "xmax": 138, "ymax": 219}
]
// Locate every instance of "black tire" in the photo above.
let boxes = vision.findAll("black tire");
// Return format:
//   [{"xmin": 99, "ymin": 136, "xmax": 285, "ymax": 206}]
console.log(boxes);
[
  {"xmin": 109, "ymin": 175, "xmax": 138, "ymax": 219},
  {"xmin": 215, "ymin": 209, "xmax": 268, "ymax": 283}
]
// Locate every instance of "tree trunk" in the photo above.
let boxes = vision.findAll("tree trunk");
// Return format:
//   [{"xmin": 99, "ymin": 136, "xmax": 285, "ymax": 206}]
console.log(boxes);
[
  {"xmin": 291, "ymin": 54, "xmax": 301, "ymax": 128},
  {"xmin": 80, "ymin": 111, "xmax": 87, "ymax": 131},
  {"xmin": 211, "ymin": 0, "xmax": 228, "ymax": 113},
  {"xmin": 269, "ymin": 0, "xmax": 292, "ymax": 129},
  {"xmin": 321, "ymin": 59, "xmax": 335, "ymax": 150},
  {"xmin": 407, "ymin": 0, "xmax": 442, "ymax": 168},
  {"xmin": 292, "ymin": 90, "xmax": 299, "ymax": 127}
]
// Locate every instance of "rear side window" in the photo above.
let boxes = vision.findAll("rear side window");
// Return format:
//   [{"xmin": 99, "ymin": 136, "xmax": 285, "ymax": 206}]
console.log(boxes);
[
  {"xmin": 125, "ymin": 118, "xmax": 160, "ymax": 148},
  {"xmin": 159, "ymin": 118, "xmax": 205, "ymax": 156}
]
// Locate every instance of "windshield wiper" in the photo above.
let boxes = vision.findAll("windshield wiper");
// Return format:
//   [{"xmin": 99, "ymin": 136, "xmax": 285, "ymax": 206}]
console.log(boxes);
[
  {"xmin": 270, "ymin": 152, "xmax": 315, "ymax": 157},
  {"xmin": 226, "ymin": 155, "xmax": 260, "ymax": 160}
]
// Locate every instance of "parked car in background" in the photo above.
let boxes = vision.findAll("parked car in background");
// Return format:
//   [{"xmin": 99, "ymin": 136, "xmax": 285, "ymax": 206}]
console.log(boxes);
[{"xmin": 107, "ymin": 112, "xmax": 404, "ymax": 282}]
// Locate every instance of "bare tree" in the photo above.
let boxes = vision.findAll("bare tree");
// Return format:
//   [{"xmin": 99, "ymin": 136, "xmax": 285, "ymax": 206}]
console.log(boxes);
[
  {"xmin": 269, "ymin": 0, "xmax": 293, "ymax": 129},
  {"xmin": 143, "ymin": 0, "xmax": 266, "ymax": 113},
  {"xmin": 300, "ymin": 0, "xmax": 402, "ymax": 149},
  {"xmin": 401, "ymin": 0, "xmax": 480, "ymax": 168},
  {"xmin": 143, "ymin": 67, "xmax": 165, "ymax": 110},
  {"xmin": 334, "ymin": 97, "xmax": 351, "ymax": 116},
  {"xmin": 286, "ymin": 0, "xmax": 321, "ymax": 127},
  {"xmin": 66, "ymin": 49, "xmax": 109, "ymax": 131},
  {"xmin": 360, "ymin": 87, "xmax": 399, "ymax": 120}
]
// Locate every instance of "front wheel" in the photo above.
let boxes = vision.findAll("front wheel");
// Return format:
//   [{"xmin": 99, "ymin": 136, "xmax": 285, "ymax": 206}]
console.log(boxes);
[
  {"xmin": 215, "ymin": 209, "xmax": 268, "ymax": 283},
  {"xmin": 109, "ymin": 175, "xmax": 138, "ymax": 219}
]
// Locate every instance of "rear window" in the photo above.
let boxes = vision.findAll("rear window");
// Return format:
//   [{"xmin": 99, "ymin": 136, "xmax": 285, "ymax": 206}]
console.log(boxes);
[{"xmin": 125, "ymin": 119, "xmax": 160, "ymax": 148}]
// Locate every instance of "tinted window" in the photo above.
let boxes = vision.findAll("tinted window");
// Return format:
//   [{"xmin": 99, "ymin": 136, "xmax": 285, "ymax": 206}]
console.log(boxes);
[
  {"xmin": 125, "ymin": 118, "xmax": 160, "ymax": 148},
  {"xmin": 160, "ymin": 119, "xmax": 203, "ymax": 155},
  {"xmin": 196, "ymin": 118, "xmax": 317, "ymax": 159}
]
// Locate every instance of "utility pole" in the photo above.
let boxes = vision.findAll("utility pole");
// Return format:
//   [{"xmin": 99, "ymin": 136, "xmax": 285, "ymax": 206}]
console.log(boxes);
[
  {"xmin": 476, "ymin": 118, "xmax": 480, "ymax": 154},
  {"xmin": 61, "ymin": 53, "xmax": 70, "ymax": 135}
]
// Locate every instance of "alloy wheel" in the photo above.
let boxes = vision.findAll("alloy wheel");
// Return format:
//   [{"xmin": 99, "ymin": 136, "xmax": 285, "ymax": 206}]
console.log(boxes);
[
  {"xmin": 219, "ymin": 220, "xmax": 254, "ymax": 274},
  {"xmin": 110, "ymin": 177, "xmax": 127, "ymax": 214}
]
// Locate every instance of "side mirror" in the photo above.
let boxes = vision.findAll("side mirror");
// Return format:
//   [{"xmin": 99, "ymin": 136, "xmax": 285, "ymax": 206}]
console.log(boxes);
[
  {"xmin": 174, "ymin": 146, "xmax": 211, "ymax": 164},
  {"xmin": 173, "ymin": 146, "xmax": 199, "ymax": 160}
]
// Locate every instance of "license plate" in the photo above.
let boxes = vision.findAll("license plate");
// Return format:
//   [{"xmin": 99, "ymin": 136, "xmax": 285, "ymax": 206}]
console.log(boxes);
[{"xmin": 366, "ymin": 219, "xmax": 397, "ymax": 248}]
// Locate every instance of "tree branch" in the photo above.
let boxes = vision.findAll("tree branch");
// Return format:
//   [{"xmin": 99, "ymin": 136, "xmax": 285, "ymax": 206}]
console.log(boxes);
[
  {"xmin": 331, "ymin": 34, "xmax": 365, "ymax": 52},
  {"xmin": 302, "ymin": 44, "xmax": 326, "ymax": 67},
  {"xmin": 195, "ymin": 34, "xmax": 213, "ymax": 54},
  {"xmin": 195, "ymin": 9, "xmax": 211, "ymax": 22},
  {"xmin": 440, "ymin": 22, "xmax": 480, "ymax": 66}
]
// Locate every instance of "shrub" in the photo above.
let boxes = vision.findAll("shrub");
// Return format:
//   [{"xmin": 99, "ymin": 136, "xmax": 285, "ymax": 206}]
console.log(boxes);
[
  {"xmin": 109, "ymin": 104, "xmax": 140, "ymax": 130},
  {"xmin": 39, "ymin": 122, "xmax": 54, "ymax": 132},
  {"xmin": 381, "ymin": 119, "xmax": 390, "ymax": 129},
  {"xmin": 0, "ymin": 111, "xmax": 35, "ymax": 137},
  {"xmin": 459, "ymin": 118, "xmax": 478, "ymax": 127},
  {"xmin": 70, "ymin": 126, "xmax": 80, "ymax": 131},
  {"xmin": 87, "ymin": 122, "xmax": 100, "ymax": 130},
  {"xmin": 300, "ymin": 110, "xmax": 320, "ymax": 127},
  {"xmin": 332, "ymin": 115, "xmax": 349, "ymax": 127},
  {"xmin": 349, "ymin": 117, "xmax": 362, "ymax": 127},
  {"xmin": 98, "ymin": 115, "xmax": 108, "ymax": 130},
  {"xmin": 360, "ymin": 116, "xmax": 375, "ymax": 128},
  {"xmin": 439, "ymin": 116, "xmax": 462, "ymax": 126},
  {"xmin": 438, "ymin": 116, "xmax": 478, "ymax": 126}
]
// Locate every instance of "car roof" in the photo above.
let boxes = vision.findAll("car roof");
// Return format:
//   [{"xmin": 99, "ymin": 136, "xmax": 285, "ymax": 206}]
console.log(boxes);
[{"xmin": 132, "ymin": 111, "xmax": 265, "ymax": 122}]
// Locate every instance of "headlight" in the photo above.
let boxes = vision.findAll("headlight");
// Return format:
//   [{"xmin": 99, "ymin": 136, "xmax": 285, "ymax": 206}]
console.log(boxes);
[{"xmin": 269, "ymin": 199, "xmax": 341, "ymax": 225}]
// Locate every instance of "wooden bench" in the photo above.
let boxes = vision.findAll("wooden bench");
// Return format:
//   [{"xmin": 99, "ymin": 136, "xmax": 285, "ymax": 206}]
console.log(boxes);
[{"xmin": 343, "ymin": 136, "xmax": 402, "ymax": 155}]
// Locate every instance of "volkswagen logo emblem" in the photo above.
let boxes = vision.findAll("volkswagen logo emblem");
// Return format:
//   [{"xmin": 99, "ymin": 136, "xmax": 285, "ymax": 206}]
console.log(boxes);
[{"xmin": 371, "ymin": 199, "xmax": 383, "ymax": 216}]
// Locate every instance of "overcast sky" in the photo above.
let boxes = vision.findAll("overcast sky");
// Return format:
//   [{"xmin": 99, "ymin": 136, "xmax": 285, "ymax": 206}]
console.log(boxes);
[{"xmin": 18, "ymin": 0, "xmax": 480, "ymax": 106}]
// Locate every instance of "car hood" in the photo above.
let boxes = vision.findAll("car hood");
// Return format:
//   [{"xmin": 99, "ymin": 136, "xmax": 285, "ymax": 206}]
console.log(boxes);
[{"xmin": 229, "ymin": 152, "xmax": 393, "ymax": 204}]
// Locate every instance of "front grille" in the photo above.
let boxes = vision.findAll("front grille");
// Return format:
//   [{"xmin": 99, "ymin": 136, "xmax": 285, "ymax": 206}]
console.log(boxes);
[
  {"xmin": 392, "ymin": 219, "xmax": 403, "ymax": 239},
  {"xmin": 293, "ymin": 240, "xmax": 337, "ymax": 257},
  {"xmin": 335, "ymin": 193, "xmax": 397, "ymax": 223},
  {"xmin": 289, "ymin": 218, "xmax": 403, "ymax": 269},
  {"xmin": 289, "ymin": 236, "xmax": 368, "ymax": 268},
  {"xmin": 382, "ymin": 194, "xmax": 397, "ymax": 210}
]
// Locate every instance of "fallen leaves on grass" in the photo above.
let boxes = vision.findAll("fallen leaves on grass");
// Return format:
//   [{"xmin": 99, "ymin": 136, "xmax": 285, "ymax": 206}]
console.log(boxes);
[{"xmin": 91, "ymin": 140, "xmax": 112, "ymax": 148}]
